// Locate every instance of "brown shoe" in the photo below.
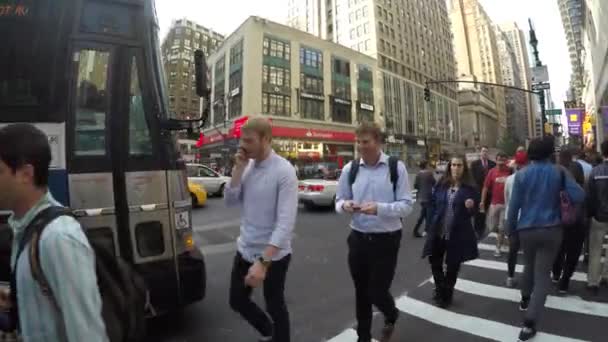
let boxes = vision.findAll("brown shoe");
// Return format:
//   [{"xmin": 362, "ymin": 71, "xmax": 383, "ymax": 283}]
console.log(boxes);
[{"xmin": 380, "ymin": 315, "xmax": 399, "ymax": 342}]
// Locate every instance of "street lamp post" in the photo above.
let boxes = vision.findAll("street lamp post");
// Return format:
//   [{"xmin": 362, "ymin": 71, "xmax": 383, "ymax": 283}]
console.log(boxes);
[{"xmin": 529, "ymin": 19, "xmax": 548, "ymax": 136}]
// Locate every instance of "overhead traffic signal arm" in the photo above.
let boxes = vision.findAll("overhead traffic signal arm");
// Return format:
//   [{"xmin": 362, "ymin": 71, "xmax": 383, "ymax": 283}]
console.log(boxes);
[{"xmin": 423, "ymin": 79, "xmax": 541, "ymax": 102}]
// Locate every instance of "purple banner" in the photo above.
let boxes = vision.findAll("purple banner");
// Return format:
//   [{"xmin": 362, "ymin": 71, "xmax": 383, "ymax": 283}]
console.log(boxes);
[{"xmin": 566, "ymin": 108, "xmax": 584, "ymax": 136}]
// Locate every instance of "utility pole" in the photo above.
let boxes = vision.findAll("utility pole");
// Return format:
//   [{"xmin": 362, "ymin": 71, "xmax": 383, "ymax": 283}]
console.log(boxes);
[{"xmin": 528, "ymin": 19, "xmax": 548, "ymax": 136}]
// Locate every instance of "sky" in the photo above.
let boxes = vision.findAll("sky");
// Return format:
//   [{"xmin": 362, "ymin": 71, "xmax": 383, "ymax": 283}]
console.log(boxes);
[{"xmin": 156, "ymin": 0, "xmax": 571, "ymax": 110}]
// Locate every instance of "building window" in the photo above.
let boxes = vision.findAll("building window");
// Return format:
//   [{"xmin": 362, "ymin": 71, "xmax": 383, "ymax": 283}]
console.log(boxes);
[
  {"xmin": 262, "ymin": 93, "xmax": 291, "ymax": 116},
  {"xmin": 301, "ymin": 98, "xmax": 324, "ymax": 121},
  {"xmin": 184, "ymin": 39, "xmax": 191, "ymax": 48},
  {"xmin": 300, "ymin": 74, "xmax": 324, "ymax": 94},
  {"xmin": 300, "ymin": 47, "xmax": 323, "ymax": 70},
  {"xmin": 262, "ymin": 65, "xmax": 291, "ymax": 87},
  {"xmin": 229, "ymin": 71, "xmax": 242, "ymax": 119},
  {"xmin": 230, "ymin": 39, "xmax": 244, "ymax": 66},
  {"xmin": 263, "ymin": 36, "xmax": 291, "ymax": 61},
  {"xmin": 332, "ymin": 102, "xmax": 351, "ymax": 123}
]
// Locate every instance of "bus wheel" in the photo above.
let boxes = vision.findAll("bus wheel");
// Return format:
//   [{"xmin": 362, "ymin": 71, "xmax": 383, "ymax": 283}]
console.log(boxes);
[{"xmin": 190, "ymin": 193, "xmax": 198, "ymax": 208}]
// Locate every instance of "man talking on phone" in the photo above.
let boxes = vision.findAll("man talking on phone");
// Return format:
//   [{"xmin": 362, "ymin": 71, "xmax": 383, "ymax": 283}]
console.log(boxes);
[
  {"xmin": 224, "ymin": 117, "xmax": 298, "ymax": 342},
  {"xmin": 335, "ymin": 122, "xmax": 414, "ymax": 342}
]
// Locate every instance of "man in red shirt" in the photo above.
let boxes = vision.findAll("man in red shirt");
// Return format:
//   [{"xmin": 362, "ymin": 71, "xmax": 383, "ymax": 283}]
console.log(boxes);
[{"xmin": 481, "ymin": 152, "xmax": 512, "ymax": 257}]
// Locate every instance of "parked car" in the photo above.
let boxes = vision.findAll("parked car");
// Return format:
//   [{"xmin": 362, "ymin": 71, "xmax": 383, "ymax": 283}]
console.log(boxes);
[
  {"xmin": 186, "ymin": 163, "xmax": 231, "ymax": 197},
  {"xmin": 188, "ymin": 181, "xmax": 207, "ymax": 207}
]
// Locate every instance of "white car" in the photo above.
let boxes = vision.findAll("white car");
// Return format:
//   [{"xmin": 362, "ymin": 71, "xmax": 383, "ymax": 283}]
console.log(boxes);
[
  {"xmin": 298, "ymin": 178, "xmax": 339, "ymax": 209},
  {"xmin": 186, "ymin": 163, "xmax": 231, "ymax": 197}
]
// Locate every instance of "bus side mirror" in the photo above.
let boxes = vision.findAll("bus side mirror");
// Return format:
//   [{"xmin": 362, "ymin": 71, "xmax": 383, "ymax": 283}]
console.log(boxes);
[{"xmin": 194, "ymin": 50, "xmax": 208, "ymax": 98}]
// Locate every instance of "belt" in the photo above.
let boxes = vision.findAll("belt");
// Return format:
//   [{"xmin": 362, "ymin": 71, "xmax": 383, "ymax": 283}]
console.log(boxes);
[{"xmin": 351, "ymin": 229, "xmax": 402, "ymax": 241}]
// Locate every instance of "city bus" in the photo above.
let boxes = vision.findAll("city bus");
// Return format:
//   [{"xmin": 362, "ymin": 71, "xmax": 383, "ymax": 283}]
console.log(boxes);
[{"xmin": 0, "ymin": 0, "xmax": 207, "ymax": 315}]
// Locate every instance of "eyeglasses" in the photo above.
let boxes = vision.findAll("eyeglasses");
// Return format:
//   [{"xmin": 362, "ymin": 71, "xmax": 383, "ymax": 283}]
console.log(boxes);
[{"xmin": 451, "ymin": 163, "xmax": 464, "ymax": 167}]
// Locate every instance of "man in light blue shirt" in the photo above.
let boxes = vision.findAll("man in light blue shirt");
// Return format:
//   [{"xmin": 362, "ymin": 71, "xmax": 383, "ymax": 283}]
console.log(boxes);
[
  {"xmin": 0, "ymin": 124, "xmax": 107, "ymax": 342},
  {"xmin": 224, "ymin": 117, "xmax": 298, "ymax": 342},
  {"xmin": 335, "ymin": 122, "xmax": 413, "ymax": 342}
]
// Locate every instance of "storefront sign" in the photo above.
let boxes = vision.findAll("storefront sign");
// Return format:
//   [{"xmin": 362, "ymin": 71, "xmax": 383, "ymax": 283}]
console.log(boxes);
[
  {"xmin": 333, "ymin": 98, "xmax": 351, "ymax": 106},
  {"xmin": 0, "ymin": 4, "xmax": 29, "ymax": 17},
  {"xmin": 360, "ymin": 103, "xmax": 374, "ymax": 111},
  {"xmin": 566, "ymin": 108, "xmax": 584, "ymax": 136},
  {"xmin": 301, "ymin": 92, "xmax": 325, "ymax": 101},
  {"xmin": 272, "ymin": 126, "xmax": 356, "ymax": 142},
  {"xmin": 232, "ymin": 116, "xmax": 249, "ymax": 138}
]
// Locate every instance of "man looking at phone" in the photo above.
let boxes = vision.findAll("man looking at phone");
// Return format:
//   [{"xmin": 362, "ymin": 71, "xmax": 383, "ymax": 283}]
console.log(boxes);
[
  {"xmin": 224, "ymin": 117, "xmax": 298, "ymax": 342},
  {"xmin": 335, "ymin": 122, "xmax": 414, "ymax": 342}
]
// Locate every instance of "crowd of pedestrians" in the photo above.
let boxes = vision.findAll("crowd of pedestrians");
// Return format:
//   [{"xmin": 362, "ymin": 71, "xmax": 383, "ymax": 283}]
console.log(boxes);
[{"xmin": 1, "ymin": 119, "xmax": 607, "ymax": 342}]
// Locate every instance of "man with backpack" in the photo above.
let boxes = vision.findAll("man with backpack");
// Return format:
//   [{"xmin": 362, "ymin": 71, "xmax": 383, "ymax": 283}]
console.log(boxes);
[
  {"xmin": 0, "ymin": 124, "xmax": 108, "ymax": 341},
  {"xmin": 335, "ymin": 122, "xmax": 414, "ymax": 342}
]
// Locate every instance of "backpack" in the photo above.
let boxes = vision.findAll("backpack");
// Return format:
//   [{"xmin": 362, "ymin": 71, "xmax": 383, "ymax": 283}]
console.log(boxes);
[
  {"xmin": 10, "ymin": 206, "xmax": 147, "ymax": 342},
  {"xmin": 349, "ymin": 156, "xmax": 400, "ymax": 199}
]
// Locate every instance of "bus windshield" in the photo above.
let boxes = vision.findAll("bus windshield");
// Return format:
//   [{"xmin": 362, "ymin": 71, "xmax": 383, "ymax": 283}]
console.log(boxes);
[{"xmin": 0, "ymin": 0, "xmax": 73, "ymax": 122}]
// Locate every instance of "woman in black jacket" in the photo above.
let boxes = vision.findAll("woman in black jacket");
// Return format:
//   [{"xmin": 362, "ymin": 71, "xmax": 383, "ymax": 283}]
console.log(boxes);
[
  {"xmin": 552, "ymin": 149, "xmax": 586, "ymax": 293},
  {"xmin": 422, "ymin": 155, "xmax": 480, "ymax": 308}
]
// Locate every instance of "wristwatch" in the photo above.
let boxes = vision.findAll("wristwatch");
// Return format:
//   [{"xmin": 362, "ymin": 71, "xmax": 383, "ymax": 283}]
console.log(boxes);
[{"xmin": 257, "ymin": 255, "xmax": 272, "ymax": 268}]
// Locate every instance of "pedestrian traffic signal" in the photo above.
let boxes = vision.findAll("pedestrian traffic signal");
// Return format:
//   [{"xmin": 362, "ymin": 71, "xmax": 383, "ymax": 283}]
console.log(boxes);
[{"xmin": 424, "ymin": 87, "xmax": 431, "ymax": 102}]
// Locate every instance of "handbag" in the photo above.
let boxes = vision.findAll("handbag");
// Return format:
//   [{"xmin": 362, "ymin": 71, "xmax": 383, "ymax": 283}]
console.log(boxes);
[{"xmin": 559, "ymin": 167, "xmax": 577, "ymax": 225}]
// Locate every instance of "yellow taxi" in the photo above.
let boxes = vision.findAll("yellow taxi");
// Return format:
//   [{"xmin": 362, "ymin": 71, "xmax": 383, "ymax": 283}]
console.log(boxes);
[{"xmin": 188, "ymin": 181, "xmax": 207, "ymax": 207}]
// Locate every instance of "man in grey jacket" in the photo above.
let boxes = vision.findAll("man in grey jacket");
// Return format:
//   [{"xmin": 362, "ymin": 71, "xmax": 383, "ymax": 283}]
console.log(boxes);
[
  {"xmin": 413, "ymin": 160, "xmax": 436, "ymax": 238},
  {"xmin": 586, "ymin": 140, "xmax": 608, "ymax": 295}
]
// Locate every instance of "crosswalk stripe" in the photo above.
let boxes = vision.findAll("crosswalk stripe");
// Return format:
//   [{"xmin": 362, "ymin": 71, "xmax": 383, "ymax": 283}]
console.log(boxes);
[
  {"xmin": 432, "ymin": 278, "xmax": 608, "ymax": 318},
  {"xmin": 477, "ymin": 243, "xmax": 605, "ymax": 262},
  {"xmin": 325, "ymin": 329, "xmax": 378, "ymax": 342},
  {"xmin": 395, "ymin": 295, "xmax": 589, "ymax": 342},
  {"xmin": 464, "ymin": 259, "xmax": 588, "ymax": 282}
]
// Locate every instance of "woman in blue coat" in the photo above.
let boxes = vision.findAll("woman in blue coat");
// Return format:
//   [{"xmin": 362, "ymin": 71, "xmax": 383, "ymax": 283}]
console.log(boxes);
[{"xmin": 422, "ymin": 155, "xmax": 480, "ymax": 308}]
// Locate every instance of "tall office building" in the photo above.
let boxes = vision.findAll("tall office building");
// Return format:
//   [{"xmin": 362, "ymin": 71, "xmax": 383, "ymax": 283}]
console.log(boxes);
[
  {"xmin": 449, "ymin": 0, "xmax": 507, "ymax": 147},
  {"xmin": 558, "ymin": 0, "xmax": 585, "ymax": 102},
  {"xmin": 161, "ymin": 18, "xmax": 224, "ymax": 120},
  {"xmin": 288, "ymin": 0, "xmax": 460, "ymax": 160},
  {"xmin": 495, "ymin": 26, "xmax": 528, "ymax": 144},
  {"xmin": 498, "ymin": 22, "xmax": 537, "ymax": 139}
]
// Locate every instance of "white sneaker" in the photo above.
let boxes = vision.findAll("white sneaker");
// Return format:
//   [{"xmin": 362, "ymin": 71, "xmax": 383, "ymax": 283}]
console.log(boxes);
[
  {"xmin": 501, "ymin": 245, "xmax": 509, "ymax": 253},
  {"xmin": 494, "ymin": 247, "xmax": 501, "ymax": 257}
]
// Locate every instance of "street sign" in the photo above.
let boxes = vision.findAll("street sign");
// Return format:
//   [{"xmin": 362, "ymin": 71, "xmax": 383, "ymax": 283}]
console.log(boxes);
[
  {"xmin": 546, "ymin": 109, "xmax": 562, "ymax": 116},
  {"xmin": 532, "ymin": 83, "xmax": 550, "ymax": 91},
  {"xmin": 531, "ymin": 65, "xmax": 549, "ymax": 83}
]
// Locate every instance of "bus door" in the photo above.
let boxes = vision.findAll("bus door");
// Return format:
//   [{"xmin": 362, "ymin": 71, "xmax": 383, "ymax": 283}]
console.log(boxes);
[{"xmin": 67, "ymin": 44, "xmax": 181, "ymax": 310}]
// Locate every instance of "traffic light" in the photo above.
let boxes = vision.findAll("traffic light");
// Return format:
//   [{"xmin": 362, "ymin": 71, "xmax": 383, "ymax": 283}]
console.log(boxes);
[
  {"xmin": 424, "ymin": 87, "xmax": 431, "ymax": 102},
  {"xmin": 194, "ymin": 49, "xmax": 208, "ymax": 98}
]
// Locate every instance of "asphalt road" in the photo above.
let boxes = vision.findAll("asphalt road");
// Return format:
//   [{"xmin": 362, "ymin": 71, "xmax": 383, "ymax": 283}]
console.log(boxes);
[
  {"xmin": 148, "ymin": 196, "xmax": 608, "ymax": 342},
  {"xmin": 147, "ymin": 196, "xmax": 432, "ymax": 342}
]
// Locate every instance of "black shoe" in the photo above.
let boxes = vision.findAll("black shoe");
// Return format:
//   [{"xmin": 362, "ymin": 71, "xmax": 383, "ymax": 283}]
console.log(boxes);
[
  {"xmin": 357, "ymin": 338, "xmax": 372, "ymax": 342},
  {"xmin": 442, "ymin": 287, "xmax": 454, "ymax": 308},
  {"xmin": 413, "ymin": 231, "xmax": 423, "ymax": 238},
  {"xmin": 432, "ymin": 286, "xmax": 443, "ymax": 303},
  {"xmin": 558, "ymin": 278, "xmax": 569, "ymax": 294},
  {"xmin": 519, "ymin": 297, "xmax": 530, "ymax": 311},
  {"xmin": 258, "ymin": 337, "xmax": 273, "ymax": 342},
  {"xmin": 518, "ymin": 324, "xmax": 537, "ymax": 341},
  {"xmin": 587, "ymin": 285, "xmax": 600, "ymax": 296},
  {"xmin": 551, "ymin": 275, "xmax": 560, "ymax": 284}
]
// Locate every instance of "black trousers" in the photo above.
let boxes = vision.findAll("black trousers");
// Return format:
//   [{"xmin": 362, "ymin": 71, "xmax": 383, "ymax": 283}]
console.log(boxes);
[
  {"xmin": 507, "ymin": 232, "xmax": 521, "ymax": 278},
  {"xmin": 474, "ymin": 212, "xmax": 487, "ymax": 240},
  {"xmin": 428, "ymin": 237, "xmax": 461, "ymax": 291},
  {"xmin": 348, "ymin": 230, "xmax": 401, "ymax": 340},
  {"xmin": 229, "ymin": 252, "xmax": 291, "ymax": 342},
  {"xmin": 552, "ymin": 222, "xmax": 586, "ymax": 281},
  {"xmin": 414, "ymin": 203, "xmax": 429, "ymax": 234}
]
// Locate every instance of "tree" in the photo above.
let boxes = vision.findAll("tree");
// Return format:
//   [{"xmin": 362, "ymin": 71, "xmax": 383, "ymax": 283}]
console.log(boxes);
[{"xmin": 497, "ymin": 132, "xmax": 521, "ymax": 156}]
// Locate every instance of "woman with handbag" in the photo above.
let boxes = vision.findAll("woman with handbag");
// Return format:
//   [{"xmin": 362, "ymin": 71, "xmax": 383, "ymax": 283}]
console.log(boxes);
[
  {"xmin": 506, "ymin": 137, "xmax": 585, "ymax": 341},
  {"xmin": 552, "ymin": 149, "xmax": 586, "ymax": 294},
  {"xmin": 422, "ymin": 155, "xmax": 479, "ymax": 308}
]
